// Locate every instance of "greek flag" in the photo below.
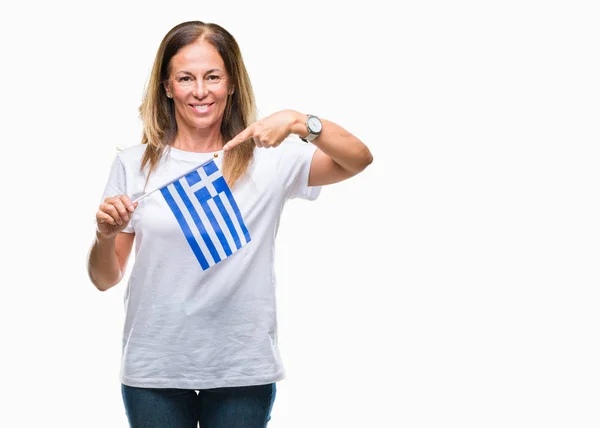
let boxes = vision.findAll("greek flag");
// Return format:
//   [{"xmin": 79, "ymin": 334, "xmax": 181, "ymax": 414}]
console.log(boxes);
[{"xmin": 160, "ymin": 159, "xmax": 251, "ymax": 270}]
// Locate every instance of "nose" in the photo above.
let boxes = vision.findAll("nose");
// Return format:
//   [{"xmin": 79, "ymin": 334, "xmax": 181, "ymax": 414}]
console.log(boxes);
[{"xmin": 192, "ymin": 79, "xmax": 208, "ymax": 98}]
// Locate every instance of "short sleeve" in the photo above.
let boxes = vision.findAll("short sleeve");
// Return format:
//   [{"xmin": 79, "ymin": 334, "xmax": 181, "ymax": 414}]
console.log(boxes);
[
  {"xmin": 100, "ymin": 154, "xmax": 135, "ymax": 233},
  {"xmin": 279, "ymin": 139, "xmax": 322, "ymax": 201}
]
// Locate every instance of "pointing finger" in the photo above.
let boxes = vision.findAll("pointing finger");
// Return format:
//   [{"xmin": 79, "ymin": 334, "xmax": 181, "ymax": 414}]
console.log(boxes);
[{"xmin": 224, "ymin": 125, "xmax": 254, "ymax": 151}]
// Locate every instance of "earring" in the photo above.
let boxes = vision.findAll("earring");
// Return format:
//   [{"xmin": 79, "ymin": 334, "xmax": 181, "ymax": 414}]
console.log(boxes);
[{"xmin": 167, "ymin": 93, "xmax": 172, "ymax": 98}]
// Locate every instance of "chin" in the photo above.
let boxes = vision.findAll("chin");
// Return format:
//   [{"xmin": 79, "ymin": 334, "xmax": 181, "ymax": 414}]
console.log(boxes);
[{"xmin": 185, "ymin": 117, "xmax": 215, "ymax": 129}]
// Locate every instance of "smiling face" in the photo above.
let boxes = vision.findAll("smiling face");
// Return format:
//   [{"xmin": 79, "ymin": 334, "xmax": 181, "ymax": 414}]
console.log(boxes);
[{"xmin": 165, "ymin": 38, "xmax": 231, "ymax": 134}]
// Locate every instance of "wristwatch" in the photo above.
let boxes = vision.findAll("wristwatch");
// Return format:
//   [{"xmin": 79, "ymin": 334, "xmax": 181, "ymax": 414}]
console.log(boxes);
[{"xmin": 300, "ymin": 114, "xmax": 322, "ymax": 143}]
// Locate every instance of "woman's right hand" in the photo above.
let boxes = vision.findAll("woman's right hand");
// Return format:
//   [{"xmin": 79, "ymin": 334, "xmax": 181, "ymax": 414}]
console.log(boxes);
[{"xmin": 96, "ymin": 195, "xmax": 137, "ymax": 239}]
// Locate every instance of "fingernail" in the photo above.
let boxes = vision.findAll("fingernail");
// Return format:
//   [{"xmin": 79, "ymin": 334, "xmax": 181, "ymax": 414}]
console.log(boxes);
[{"xmin": 128, "ymin": 205, "xmax": 134, "ymax": 211}]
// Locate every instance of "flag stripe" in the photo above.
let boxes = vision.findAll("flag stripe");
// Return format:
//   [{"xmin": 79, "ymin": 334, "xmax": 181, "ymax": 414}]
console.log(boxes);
[
  {"xmin": 219, "ymin": 195, "xmax": 246, "ymax": 249},
  {"xmin": 160, "ymin": 187, "xmax": 210, "ymax": 270},
  {"xmin": 181, "ymin": 180, "xmax": 228, "ymax": 261},
  {"xmin": 173, "ymin": 180, "xmax": 222, "ymax": 264},
  {"xmin": 194, "ymin": 187, "xmax": 233, "ymax": 257},
  {"xmin": 208, "ymin": 197, "xmax": 238, "ymax": 253},
  {"xmin": 213, "ymin": 177, "xmax": 251, "ymax": 242},
  {"xmin": 171, "ymin": 184, "xmax": 222, "ymax": 263},
  {"xmin": 213, "ymin": 194, "xmax": 242, "ymax": 250}
]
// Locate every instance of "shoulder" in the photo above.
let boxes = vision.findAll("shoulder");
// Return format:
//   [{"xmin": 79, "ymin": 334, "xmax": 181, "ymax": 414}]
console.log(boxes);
[
  {"xmin": 111, "ymin": 144, "xmax": 148, "ymax": 170},
  {"xmin": 115, "ymin": 143, "xmax": 147, "ymax": 162}
]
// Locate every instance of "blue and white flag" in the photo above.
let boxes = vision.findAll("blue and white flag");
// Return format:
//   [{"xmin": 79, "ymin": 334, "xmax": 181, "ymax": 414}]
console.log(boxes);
[{"xmin": 159, "ymin": 159, "xmax": 251, "ymax": 270}]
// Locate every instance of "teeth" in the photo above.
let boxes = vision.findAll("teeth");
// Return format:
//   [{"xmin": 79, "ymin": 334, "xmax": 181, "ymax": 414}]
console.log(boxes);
[{"xmin": 193, "ymin": 105, "xmax": 210, "ymax": 112}]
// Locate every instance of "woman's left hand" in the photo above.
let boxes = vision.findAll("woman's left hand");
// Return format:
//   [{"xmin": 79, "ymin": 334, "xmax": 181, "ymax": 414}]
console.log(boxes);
[{"xmin": 223, "ymin": 110, "xmax": 298, "ymax": 151}]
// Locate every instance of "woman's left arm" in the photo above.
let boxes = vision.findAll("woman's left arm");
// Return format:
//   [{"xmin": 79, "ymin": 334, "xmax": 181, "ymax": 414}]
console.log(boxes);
[
  {"xmin": 224, "ymin": 109, "xmax": 373, "ymax": 186},
  {"xmin": 287, "ymin": 111, "xmax": 374, "ymax": 186}
]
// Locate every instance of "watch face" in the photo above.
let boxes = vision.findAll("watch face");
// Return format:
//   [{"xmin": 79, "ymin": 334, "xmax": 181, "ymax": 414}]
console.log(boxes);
[{"xmin": 308, "ymin": 116, "xmax": 322, "ymax": 133}]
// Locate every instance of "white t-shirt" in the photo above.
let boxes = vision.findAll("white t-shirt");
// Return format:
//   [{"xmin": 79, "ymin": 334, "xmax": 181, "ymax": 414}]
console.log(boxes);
[{"xmin": 101, "ymin": 139, "xmax": 320, "ymax": 389}]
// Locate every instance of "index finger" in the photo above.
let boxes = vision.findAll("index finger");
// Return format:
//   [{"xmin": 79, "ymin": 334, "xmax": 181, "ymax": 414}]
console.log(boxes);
[
  {"xmin": 119, "ymin": 194, "xmax": 136, "ymax": 212},
  {"xmin": 223, "ymin": 125, "xmax": 254, "ymax": 151}
]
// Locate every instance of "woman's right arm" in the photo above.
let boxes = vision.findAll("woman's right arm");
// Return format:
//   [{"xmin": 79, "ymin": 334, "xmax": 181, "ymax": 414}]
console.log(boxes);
[{"xmin": 87, "ymin": 195, "xmax": 137, "ymax": 292}]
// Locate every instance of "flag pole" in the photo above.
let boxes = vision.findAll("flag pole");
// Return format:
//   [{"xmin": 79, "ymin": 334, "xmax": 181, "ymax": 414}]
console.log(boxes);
[{"xmin": 131, "ymin": 190, "xmax": 156, "ymax": 204}]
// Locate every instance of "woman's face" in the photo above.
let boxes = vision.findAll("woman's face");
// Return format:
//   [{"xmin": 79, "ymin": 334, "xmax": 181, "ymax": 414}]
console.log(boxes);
[{"xmin": 165, "ymin": 39, "xmax": 231, "ymax": 133}]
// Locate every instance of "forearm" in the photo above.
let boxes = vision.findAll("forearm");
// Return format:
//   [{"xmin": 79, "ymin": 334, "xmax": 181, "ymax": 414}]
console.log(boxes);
[
  {"xmin": 289, "ymin": 111, "xmax": 373, "ymax": 174},
  {"xmin": 87, "ymin": 233, "xmax": 123, "ymax": 291}
]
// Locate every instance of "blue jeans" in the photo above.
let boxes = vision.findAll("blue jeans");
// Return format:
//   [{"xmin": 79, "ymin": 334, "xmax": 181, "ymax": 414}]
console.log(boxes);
[{"xmin": 121, "ymin": 383, "xmax": 276, "ymax": 428}]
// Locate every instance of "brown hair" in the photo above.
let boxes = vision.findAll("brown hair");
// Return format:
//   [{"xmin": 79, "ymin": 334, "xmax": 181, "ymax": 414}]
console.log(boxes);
[{"xmin": 139, "ymin": 21, "xmax": 256, "ymax": 188}]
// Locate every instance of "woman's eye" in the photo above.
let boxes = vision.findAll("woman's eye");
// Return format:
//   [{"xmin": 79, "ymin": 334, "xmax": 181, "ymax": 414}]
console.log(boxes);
[
  {"xmin": 207, "ymin": 75, "xmax": 221, "ymax": 81},
  {"xmin": 179, "ymin": 76, "xmax": 191, "ymax": 82}
]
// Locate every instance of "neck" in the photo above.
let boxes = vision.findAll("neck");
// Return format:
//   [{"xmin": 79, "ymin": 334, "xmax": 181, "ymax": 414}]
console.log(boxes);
[{"xmin": 171, "ymin": 126, "xmax": 224, "ymax": 153}]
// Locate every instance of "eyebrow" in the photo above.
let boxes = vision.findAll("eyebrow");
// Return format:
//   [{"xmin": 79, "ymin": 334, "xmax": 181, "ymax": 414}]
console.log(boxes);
[{"xmin": 176, "ymin": 69, "xmax": 223, "ymax": 76}]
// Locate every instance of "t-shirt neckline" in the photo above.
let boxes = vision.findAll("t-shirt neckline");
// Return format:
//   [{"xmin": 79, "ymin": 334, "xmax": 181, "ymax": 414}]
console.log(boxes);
[{"xmin": 166, "ymin": 145, "xmax": 224, "ymax": 162}]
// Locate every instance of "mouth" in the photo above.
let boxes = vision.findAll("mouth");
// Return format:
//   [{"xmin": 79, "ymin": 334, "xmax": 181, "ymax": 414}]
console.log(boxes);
[{"xmin": 190, "ymin": 103, "xmax": 214, "ymax": 114}]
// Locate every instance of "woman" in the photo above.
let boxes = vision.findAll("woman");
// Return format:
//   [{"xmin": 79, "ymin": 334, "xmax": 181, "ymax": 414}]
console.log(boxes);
[{"xmin": 88, "ymin": 20, "xmax": 373, "ymax": 427}]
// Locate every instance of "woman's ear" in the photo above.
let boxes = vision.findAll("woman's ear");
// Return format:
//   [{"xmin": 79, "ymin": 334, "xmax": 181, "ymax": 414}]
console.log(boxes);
[{"xmin": 163, "ymin": 82, "xmax": 173, "ymax": 98}]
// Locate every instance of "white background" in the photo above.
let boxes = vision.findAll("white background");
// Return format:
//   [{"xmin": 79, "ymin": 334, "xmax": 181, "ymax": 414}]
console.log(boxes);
[{"xmin": 0, "ymin": 0, "xmax": 598, "ymax": 427}]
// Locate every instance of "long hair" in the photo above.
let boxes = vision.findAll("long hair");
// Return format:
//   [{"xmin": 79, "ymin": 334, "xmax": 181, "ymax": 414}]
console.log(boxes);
[{"xmin": 139, "ymin": 21, "xmax": 256, "ymax": 188}]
